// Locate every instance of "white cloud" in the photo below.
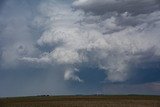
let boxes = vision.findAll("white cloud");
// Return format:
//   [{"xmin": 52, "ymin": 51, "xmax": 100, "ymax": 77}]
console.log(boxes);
[
  {"xmin": 50, "ymin": 48, "xmax": 82, "ymax": 65},
  {"xmin": 64, "ymin": 68, "xmax": 83, "ymax": 82},
  {"xmin": 20, "ymin": 0, "xmax": 160, "ymax": 82},
  {"xmin": 0, "ymin": 0, "xmax": 160, "ymax": 96}
]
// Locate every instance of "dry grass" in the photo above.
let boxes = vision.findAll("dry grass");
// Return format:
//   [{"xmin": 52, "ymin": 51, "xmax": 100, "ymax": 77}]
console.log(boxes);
[{"xmin": 0, "ymin": 95, "xmax": 160, "ymax": 107}]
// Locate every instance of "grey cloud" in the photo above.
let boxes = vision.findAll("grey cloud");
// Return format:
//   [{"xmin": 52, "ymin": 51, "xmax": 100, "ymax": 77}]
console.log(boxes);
[
  {"xmin": 0, "ymin": 0, "xmax": 5, "ymax": 11},
  {"xmin": 102, "ymin": 82, "xmax": 160, "ymax": 95},
  {"xmin": 0, "ymin": 0, "xmax": 72, "ymax": 97},
  {"xmin": 0, "ymin": 0, "xmax": 40, "ymax": 68},
  {"xmin": 1, "ymin": 0, "xmax": 160, "ymax": 96},
  {"xmin": 0, "ymin": 66, "xmax": 70, "ymax": 97},
  {"xmin": 73, "ymin": 0, "xmax": 160, "ymax": 15},
  {"xmin": 22, "ymin": 0, "xmax": 160, "ymax": 83}
]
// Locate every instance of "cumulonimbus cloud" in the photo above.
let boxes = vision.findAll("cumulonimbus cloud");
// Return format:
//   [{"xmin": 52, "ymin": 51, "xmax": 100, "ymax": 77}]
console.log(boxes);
[{"xmin": 20, "ymin": 0, "xmax": 160, "ymax": 83}]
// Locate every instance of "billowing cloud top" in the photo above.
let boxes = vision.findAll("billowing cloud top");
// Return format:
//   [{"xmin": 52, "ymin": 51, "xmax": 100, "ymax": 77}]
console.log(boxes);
[{"xmin": 0, "ymin": 0, "xmax": 160, "ymax": 96}]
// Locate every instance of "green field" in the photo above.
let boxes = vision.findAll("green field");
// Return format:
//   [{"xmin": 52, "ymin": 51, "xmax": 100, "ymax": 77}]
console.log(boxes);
[{"xmin": 0, "ymin": 95, "xmax": 160, "ymax": 107}]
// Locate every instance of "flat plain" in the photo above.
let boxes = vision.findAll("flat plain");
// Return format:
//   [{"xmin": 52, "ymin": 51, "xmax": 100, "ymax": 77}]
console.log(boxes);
[{"xmin": 0, "ymin": 95, "xmax": 160, "ymax": 107}]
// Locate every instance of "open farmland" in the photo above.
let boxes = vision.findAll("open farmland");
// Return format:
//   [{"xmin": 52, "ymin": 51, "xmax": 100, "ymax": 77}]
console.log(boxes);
[{"xmin": 0, "ymin": 95, "xmax": 160, "ymax": 107}]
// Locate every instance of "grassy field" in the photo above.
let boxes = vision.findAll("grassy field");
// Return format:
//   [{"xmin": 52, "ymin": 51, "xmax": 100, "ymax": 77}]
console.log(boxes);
[{"xmin": 0, "ymin": 95, "xmax": 160, "ymax": 107}]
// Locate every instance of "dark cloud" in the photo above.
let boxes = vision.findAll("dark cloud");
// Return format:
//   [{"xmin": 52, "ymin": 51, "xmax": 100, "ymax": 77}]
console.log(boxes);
[
  {"xmin": 0, "ymin": 66, "xmax": 68, "ymax": 97},
  {"xmin": 102, "ymin": 82, "xmax": 160, "ymax": 95},
  {"xmin": 0, "ymin": 0, "xmax": 5, "ymax": 10},
  {"xmin": 127, "ymin": 50, "xmax": 160, "ymax": 84},
  {"xmin": 73, "ymin": 0, "xmax": 160, "ymax": 15}
]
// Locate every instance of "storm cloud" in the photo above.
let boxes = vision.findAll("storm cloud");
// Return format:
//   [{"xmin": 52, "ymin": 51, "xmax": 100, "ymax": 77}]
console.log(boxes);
[
  {"xmin": 73, "ymin": 0, "xmax": 160, "ymax": 15},
  {"xmin": 0, "ymin": 0, "xmax": 160, "ymax": 97}
]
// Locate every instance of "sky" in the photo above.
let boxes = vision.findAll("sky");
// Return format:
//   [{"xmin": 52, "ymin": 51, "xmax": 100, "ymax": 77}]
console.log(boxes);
[{"xmin": 0, "ymin": 0, "xmax": 160, "ymax": 97}]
